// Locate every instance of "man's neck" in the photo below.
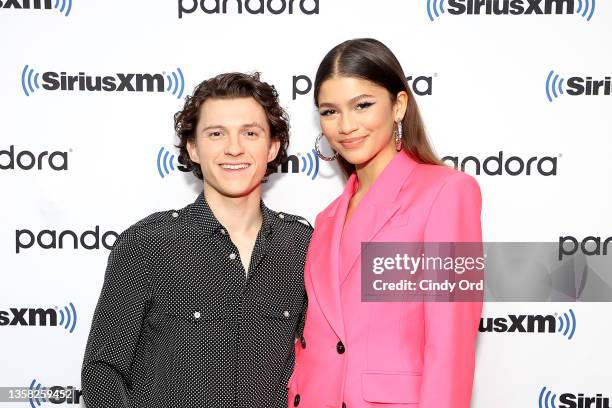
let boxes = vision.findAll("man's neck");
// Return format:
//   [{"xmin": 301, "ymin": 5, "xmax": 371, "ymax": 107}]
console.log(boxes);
[{"xmin": 203, "ymin": 183, "xmax": 263, "ymax": 235}]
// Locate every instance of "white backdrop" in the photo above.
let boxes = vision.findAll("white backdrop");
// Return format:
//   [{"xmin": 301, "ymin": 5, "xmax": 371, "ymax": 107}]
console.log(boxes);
[{"xmin": 1, "ymin": 0, "xmax": 611, "ymax": 407}]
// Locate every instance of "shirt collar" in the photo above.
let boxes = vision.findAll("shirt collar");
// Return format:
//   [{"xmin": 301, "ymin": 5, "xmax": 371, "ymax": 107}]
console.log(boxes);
[{"xmin": 188, "ymin": 191, "xmax": 276, "ymax": 237}]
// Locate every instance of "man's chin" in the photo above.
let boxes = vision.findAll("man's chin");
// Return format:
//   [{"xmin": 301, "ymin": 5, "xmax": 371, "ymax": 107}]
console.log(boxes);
[{"xmin": 208, "ymin": 181, "xmax": 261, "ymax": 199}]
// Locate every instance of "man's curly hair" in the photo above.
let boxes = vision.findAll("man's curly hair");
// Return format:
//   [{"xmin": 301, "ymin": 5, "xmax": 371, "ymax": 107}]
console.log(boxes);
[{"xmin": 174, "ymin": 72, "xmax": 289, "ymax": 179}]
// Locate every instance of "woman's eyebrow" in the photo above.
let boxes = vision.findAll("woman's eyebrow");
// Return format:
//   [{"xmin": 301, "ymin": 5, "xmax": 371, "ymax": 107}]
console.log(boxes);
[
  {"xmin": 319, "ymin": 94, "xmax": 376, "ymax": 109},
  {"xmin": 318, "ymin": 102, "xmax": 336, "ymax": 109},
  {"xmin": 349, "ymin": 94, "xmax": 375, "ymax": 104}
]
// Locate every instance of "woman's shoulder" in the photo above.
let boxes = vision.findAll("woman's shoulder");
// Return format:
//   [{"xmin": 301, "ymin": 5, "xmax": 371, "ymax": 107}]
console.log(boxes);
[
  {"xmin": 412, "ymin": 162, "xmax": 480, "ymax": 195},
  {"xmin": 313, "ymin": 194, "xmax": 342, "ymax": 226}
]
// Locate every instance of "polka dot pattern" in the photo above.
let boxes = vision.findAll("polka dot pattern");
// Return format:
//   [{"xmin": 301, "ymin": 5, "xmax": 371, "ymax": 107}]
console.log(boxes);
[{"xmin": 81, "ymin": 191, "xmax": 312, "ymax": 408}]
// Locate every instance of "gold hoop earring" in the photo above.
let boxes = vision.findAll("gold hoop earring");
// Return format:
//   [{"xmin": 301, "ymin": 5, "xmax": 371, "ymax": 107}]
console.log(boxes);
[{"xmin": 315, "ymin": 132, "xmax": 338, "ymax": 161}]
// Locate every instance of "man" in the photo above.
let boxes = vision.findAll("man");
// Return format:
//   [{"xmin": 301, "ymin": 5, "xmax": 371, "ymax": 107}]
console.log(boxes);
[{"xmin": 81, "ymin": 72, "xmax": 312, "ymax": 408}]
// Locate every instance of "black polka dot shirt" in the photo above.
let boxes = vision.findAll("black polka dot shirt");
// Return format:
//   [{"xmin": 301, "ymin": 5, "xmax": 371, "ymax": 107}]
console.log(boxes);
[{"xmin": 81, "ymin": 191, "xmax": 312, "ymax": 408}]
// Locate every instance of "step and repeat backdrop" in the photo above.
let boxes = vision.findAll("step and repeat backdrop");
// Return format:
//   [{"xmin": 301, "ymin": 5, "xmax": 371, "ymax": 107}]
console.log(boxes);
[{"xmin": 1, "ymin": 0, "xmax": 611, "ymax": 407}]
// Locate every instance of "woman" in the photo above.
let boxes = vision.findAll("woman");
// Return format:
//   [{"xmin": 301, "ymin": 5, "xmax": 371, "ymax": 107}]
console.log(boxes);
[{"xmin": 288, "ymin": 38, "xmax": 483, "ymax": 408}]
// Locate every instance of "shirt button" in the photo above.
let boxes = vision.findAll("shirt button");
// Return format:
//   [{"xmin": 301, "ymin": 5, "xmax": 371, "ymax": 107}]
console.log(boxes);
[
  {"xmin": 229, "ymin": 253, "xmax": 237, "ymax": 260},
  {"xmin": 342, "ymin": 403, "xmax": 347, "ymax": 408},
  {"xmin": 193, "ymin": 311, "xmax": 201, "ymax": 319},
  {"xmin": 293, "ymin": 394, "xmax": 300, "ymax": 406},
  {"xmin": 171, "ymin": 211, "xmax": 179, "ymax": 218},
  {"xmin": 336, "ymin": 341, "xmax": 345, "ymax": 354},
  {"xmin": 283, "ymin": 310, "xmax": 290, "ymax": 318},
  {"xmin": 278, "ymin": 213, "xmax": 285, "ymax": 219}
]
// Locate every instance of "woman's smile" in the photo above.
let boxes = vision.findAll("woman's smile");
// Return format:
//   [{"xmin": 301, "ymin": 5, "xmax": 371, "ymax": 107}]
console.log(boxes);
[{"xmin": 339, "ymin": 135, "xmax": 368, "ymax": 149}]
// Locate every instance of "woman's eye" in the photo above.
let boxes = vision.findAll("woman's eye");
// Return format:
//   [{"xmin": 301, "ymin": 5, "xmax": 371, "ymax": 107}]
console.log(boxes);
[
  {"xmin": 320, "ymin": 109, "xmax": 336, "ymax": 116},
  {"xmin": 356, "ymin": 101, "xmax": 374, "ymax": 110}
]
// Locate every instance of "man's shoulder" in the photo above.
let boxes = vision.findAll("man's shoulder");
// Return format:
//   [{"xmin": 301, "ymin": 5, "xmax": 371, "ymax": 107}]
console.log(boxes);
[
  {"xmin": 266, "ymin": 206, "xmax": 314, "ymax": 237},
  {"xmin": 115, "ymin": 201, "xmax": 193, "ymax": 246}
]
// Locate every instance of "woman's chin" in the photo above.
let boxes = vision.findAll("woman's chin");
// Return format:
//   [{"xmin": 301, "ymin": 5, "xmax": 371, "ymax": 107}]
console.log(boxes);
[{"xmin": 339, "ymin": 147, "xmax": 386, "ymax": 167}]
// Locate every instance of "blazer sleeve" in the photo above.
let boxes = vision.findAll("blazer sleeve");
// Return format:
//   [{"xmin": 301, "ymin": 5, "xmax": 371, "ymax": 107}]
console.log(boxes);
[
  {"xmin": 296, "ymin": 294, "xmax": 308, "ymax": 340},
  {"xmin": 419, "ymin": 172, "xmax": 483, "ymax": 408},
  {"xmin": 81, "ymin": 227, "xmax": 150, "ymax": 408}
]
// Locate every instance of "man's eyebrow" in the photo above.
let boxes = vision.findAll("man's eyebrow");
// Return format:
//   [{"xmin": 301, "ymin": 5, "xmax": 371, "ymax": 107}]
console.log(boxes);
[
  {"xmin": 201, "ymin": 122, "xmax": 266, "ymax": 132},
  {"xmin": 318, "ymin": 94, "xmax": 375, "ymax": 109},
  {"xmin": 242, "ymin": 122, "xmax": 266, "ymax": 130},
  {"xmin": 201, "ymin": 125, "xmax": 226, "ymax": 132}
]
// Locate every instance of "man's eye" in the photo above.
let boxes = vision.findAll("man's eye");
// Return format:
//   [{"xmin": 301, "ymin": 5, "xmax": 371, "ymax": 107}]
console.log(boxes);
[
  {"xmin": 356, "ymin": 101, "xmax": 374, "ymax": 110},
  {"xmin": 245, "ymin": 131, "xmax": 258, "ymax": 137},
  {"xmin": 208, "ymin": 131, "xmax": 222, "ymax": 137}
]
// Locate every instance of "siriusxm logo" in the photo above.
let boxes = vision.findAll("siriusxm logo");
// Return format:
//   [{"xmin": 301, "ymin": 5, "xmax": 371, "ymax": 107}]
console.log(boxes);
[
  {"xmin": 559, "ymin": 236, "xmax": 611, "ymax": 260},
  {"xmin": 0, "ymin": 145, "xmax": 68, "ymax": 171},
  {"xmin": 292, "ymin": 73, "xmax": 435, "ymax": 100},
  {"xmin": 25, "ymin": 379, "xmax": 82, "ymax": 405},
  {"xmin": 539, "ymin": 386, "xmax": 610, "ymax": 408},
  {"xmin": 269, "ymin": 149, "xmax": 320, "ymax": 180},
  {"xmin": 546, "ymin": 70, "xmax": 611, "ymax": 102},
  {"xmin": 20, "ymin": 65, "xmax": 185, "ymax": 98},
  {"xmin": 427, "ymin": 0, "xmax": 595, "ymax": 21},
  {"xmin": 156, "ymin": 146, "xmax": 320, "ymax": 180},
  {"xmin": 0, "ymin": 302, "xmax": 77, "ymax": 333},
  {"xmin": 0, "ymin": 0, "xmax": 72, "ymax": 16},
  {"xmin": 479, "ymin": 309, "xmax": 576, "ymax": 340},
  {"xmin": 442, "ymin": 151, "xmax": 558, "ymax": 176},
  {"xmin": 178, "ymin": 0, "xmax": 319, "ymax": 18},
  {"xmin": 15, "ymin": 227, "xmax": 118, "ymax": 254},
  {"xmin": 157, "ymin": 146, "xmax": 189, "ymax": 178}
]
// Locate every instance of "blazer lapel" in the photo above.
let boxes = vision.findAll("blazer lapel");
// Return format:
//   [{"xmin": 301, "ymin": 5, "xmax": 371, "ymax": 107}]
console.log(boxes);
[
  {"xmin": 338, "ymin": 201, "xmax": 401, "ymax": 285},
  {"xmin": 338, "ymin": 151, "xmax": 418, "ymax": 285},
  {"xmin": 308, "ymin": 152, "xmax": 419, "ymax": 337},
  {"xmin": 307, "ymin": 174, "xmax": 357, "ymax": 341}
]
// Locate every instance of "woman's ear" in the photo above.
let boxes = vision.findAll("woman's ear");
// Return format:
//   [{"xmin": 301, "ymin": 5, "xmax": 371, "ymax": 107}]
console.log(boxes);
[{"xmin": 394, "ymin": 91, "xmax": 409, "ymax": 121}]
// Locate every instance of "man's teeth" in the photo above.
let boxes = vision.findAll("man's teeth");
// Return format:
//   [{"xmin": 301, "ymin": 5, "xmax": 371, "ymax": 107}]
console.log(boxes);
[{"xmin": 220, "ymin": 164, "xmax": 250, "ymax": 169}]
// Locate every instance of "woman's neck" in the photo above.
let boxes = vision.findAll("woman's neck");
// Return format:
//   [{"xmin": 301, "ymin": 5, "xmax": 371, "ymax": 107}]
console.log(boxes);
[{"xmin": 354, "ymin": 143, "xmax": 398, "ymax": 195}]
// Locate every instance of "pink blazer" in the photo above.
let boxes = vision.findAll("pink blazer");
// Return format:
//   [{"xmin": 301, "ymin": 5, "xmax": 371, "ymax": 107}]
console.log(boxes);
[{"xmin": 288, "ymin": 151, "xmax": 483, "ymax": 408}]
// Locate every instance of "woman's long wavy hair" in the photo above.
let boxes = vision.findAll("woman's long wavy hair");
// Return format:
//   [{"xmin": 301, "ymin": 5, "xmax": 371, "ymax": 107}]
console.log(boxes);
[{"xmin": 314, "ymin": 38, "xmax": 443, "ymax": 178}]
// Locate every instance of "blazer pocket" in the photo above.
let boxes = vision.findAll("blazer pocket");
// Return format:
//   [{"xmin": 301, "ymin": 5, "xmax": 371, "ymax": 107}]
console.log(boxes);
[{"xmin": 361, "ymin": 371, "xmax": 421, "ymax": 403}]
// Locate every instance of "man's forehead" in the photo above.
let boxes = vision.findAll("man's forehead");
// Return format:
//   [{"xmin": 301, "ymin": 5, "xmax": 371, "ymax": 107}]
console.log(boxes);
[{"xmin": 198, "ymin": 97, "xmax": 269, "ymax": 127}]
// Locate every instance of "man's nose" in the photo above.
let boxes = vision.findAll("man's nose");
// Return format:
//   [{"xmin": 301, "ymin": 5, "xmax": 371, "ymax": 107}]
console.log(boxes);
[{"xmin": 225, "ymin": 133, "xmax": 244, "ymax": 155}]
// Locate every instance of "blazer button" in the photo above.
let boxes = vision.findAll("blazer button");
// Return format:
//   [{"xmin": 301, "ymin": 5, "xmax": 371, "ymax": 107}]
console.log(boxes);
[
  {"xmin": 336, "ymin": 341, "xmax": 345, "ymax": 354},
  {"xmin": 300, "ymin": 335, "xmax": 306, "ymax": 349},
  {"xmin": 293, "ymin": 394, "xmax": 300, "ymax": 406}
]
